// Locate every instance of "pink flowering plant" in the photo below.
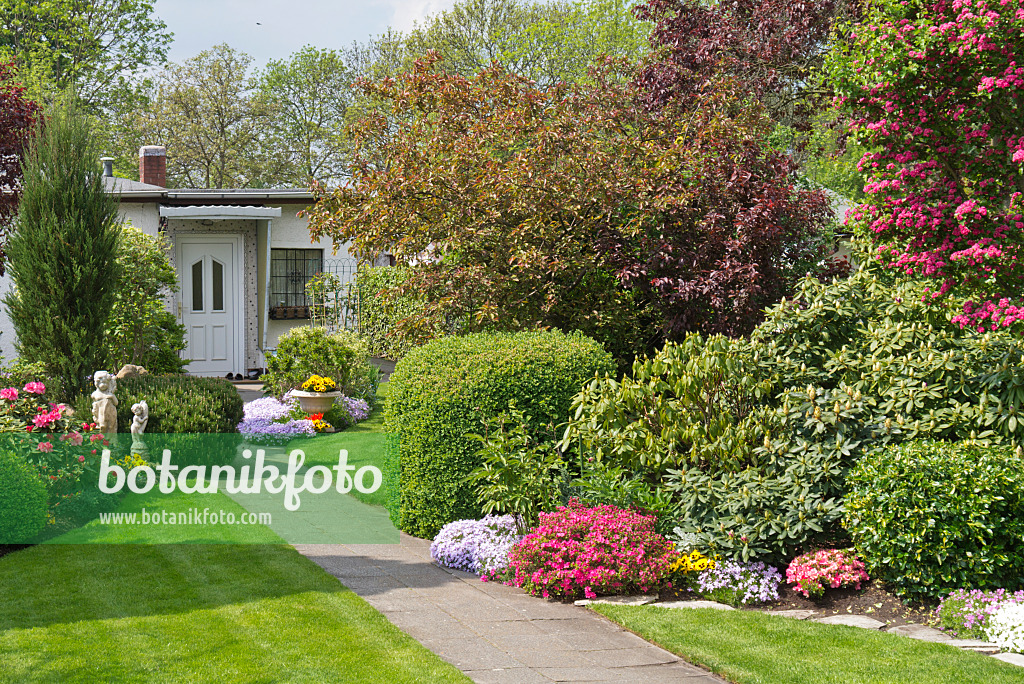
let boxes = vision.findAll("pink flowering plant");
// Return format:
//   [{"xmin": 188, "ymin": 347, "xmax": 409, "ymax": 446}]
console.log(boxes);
[
  {"xmin": 938, "ymin": 588, "xmax": 1024, "ymax": 639},
  {"xmin": 828, "ymin": 0, "xmax": 1024, "ymax": 332},
  {"xmin": 0, "ymin": 380, "xmax": 104, "ymax": 503},
  {"xmin": 786, "ymin": 549, "xmax": 869, "ymax": 599},
  {"xmin": 507, "ymin": 500, "xmax": 679, "ymax": 600}
]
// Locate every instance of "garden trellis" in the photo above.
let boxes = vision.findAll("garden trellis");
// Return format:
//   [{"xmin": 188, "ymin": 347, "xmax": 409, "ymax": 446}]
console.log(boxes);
[{"xmin": 305, "ymin": 258, "xmax": 360, "ymax": 332}]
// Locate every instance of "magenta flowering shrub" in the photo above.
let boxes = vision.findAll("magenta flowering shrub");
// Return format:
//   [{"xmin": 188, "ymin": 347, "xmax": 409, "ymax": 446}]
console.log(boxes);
[
  {"xmin": 507, "ymin": 501, "xmax": 678, "ymax": 600},
  {"xmin": 786, "ymin": 549, "xmax": 869, "ymax": 599},
  {"xmin": 828, "ymin": 0, "xmax": 1024, "ymax": 331},
  {"xmin": 938, "ymin": 588, "xmax": 1024, "ymax": 639}
]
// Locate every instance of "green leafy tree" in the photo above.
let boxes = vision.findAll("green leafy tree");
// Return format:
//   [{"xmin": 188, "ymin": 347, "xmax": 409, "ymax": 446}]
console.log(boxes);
[
  {"xmin": 257, "ymin": 46, "xmax": 356, "ymax": 185},
  {"xmin": 117, "ymin": 44, "xmax": 284, "ymax": 188},
  {"xmin": 0, "ymin": 0, "xmax": 172, "ymax": 112},
  {"xmin": 349, "ymin": 0, "xmax": 650, "ymax": 86},
  {"xmin": 5, "ymin": 101, "xmax": 121, "ymax": 399},
  {"xmin": 105, "ymin": 225, "xmax": 185, "ymax": 374}
]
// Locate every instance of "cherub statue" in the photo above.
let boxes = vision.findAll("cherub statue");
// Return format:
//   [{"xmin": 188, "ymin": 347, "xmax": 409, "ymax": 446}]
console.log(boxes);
[
  {"xmin": 91, "ymin": 370, "xmax": 118, "ymax": 434},
  {"xmin": 130, "ymin": 400, "xmax": 149, "ymax": 435}
]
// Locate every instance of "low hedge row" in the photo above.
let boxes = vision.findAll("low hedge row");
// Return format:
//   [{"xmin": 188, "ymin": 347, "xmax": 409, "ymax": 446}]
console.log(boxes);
[
  {"xmin": 846, "ymin": 440, "xmax": 1024, "ymax": 601},
  {"xmin": 384, "ymin": 330, "xmax": 615, "ymax": 538}
]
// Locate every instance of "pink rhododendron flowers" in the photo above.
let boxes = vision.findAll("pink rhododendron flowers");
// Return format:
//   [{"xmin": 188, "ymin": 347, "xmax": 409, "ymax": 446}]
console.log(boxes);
[
  {"xmin": 23, "ymin": 381, "xmax": 45, "ymax": 395},
  {"xmin": 31, "ymin": 408, "xmax": 62, "ymax": 429},
  {"xmin": 60, "ymin": 432, "xmax": 84, "ymax": 447},
  {"xmin": 507, "ymin": 500, "xmax": 678, "ymax": 600},
  {"xmin": 786, "ymin": 549, "xmax": 869, "ymax": 598},
  {"xmin": 0, "ymin": 387, "xmax": 18, "ymax": 401},
  {"xmin": 37, "ymin": 441, "xmax": 53, "ymax": 453}
]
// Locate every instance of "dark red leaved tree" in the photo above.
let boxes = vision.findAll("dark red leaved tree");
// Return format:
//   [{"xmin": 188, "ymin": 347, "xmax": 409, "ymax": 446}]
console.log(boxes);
[
  {"xmin": 634, "ymin": 0, "xmax": 852, "ymax": 129},
  {"xmin": 0, "ymin": 63, "xmax": 42, "ymax": 272}
]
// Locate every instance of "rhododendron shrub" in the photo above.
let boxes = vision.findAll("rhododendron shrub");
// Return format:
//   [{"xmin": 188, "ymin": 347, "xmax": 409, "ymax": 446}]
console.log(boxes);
[
  {"xmin": 829, "ymin": 0, "xmax": 1024, "ymax": 331},
  {"xmin": 0, "ymin": 380, "xmax": 104, "ymax": 504},
  {"xmin": 786, "ymin": 549, "xmax": 869, "ymax": 598},
  {"xmin": 507, "ymin": 501, "xmax": 678, "ymax": 600}
]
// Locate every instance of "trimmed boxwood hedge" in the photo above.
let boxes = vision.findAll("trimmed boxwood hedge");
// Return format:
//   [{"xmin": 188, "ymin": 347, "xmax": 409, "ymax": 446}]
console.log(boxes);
[
  {"xmin": 383, "ymin": 329, "xmax": 615, "ymax": 538},
  {"xmin": 846, "ymin": 440, "xmax": 1024, "ymax": 601},
  {"xmin": 74, "ymin": 375, "xmax": 244, "ymax": 467},
  {"xmin": 113, "ymin": 375, "xmax": 243, "ymax": 433}
]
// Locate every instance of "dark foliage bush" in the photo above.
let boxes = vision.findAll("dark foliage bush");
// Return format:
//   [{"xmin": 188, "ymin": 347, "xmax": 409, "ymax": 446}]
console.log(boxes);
[
  {"xmin": 0, "ymin": 450, "xmax": 47, "ymax": 543},
  {"xmin": 846, "ymin": 441, "xmax": 1024, "ymax": 601},
  {"xmin": 384, "ymin": 329, "xmax": 615, "ymax": 538}
]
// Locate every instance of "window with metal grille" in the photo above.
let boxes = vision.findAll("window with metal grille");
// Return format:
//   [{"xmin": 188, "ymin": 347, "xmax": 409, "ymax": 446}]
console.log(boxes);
[{"xmin": 270, "ymin": 249, "xmax": 323, "ymax": 315}]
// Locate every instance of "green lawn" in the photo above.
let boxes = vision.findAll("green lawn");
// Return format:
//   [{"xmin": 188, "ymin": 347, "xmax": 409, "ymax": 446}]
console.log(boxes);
[
  {"xmin": 297, "ymin": 387, "xmax": 388, "ymax": 508},
  {"xmin": 0, "ymin": 544, "xmax": 467, "ymax": 683},
  {"xmin": 593, "ymin": 605, "xmax": 1024, "ymax": 684},
  {"xmin": 0, "ymin": 383, "xmax": 466, "ymax": 683}
]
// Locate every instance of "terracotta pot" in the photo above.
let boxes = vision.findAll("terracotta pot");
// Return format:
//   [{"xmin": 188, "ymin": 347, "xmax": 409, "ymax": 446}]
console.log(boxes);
[{"xmin": 291, "ymin": 390, "xmax": 340, "ymax": 414}]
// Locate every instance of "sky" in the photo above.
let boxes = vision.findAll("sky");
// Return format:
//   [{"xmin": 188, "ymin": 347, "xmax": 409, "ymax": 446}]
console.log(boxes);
[{"xmin": 155, "ymin": 0, "xmax": 458, "ymax": 66}]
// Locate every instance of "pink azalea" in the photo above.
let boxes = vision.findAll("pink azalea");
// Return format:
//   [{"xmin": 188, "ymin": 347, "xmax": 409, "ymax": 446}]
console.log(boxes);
[{"xmin": 37, "ymin": 442, "xmax": 53, "ymax": 453}]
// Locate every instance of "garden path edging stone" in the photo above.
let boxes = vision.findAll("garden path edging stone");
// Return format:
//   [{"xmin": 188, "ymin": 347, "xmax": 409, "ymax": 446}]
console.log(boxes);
[
  {"xmin": 813, "ymin": 614, "xmax": 886, "ymax": 629},
  {"xmin": 296, "ymin": 535, "xmax": 727, "ymax": 684}
]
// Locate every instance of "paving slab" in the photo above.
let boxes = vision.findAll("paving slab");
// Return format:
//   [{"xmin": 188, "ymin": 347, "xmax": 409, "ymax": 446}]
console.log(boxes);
[
  {"xmin": 655, "ymin": 600, "xmax": 736, "ymax": 611},
  {"xmin": 945, "ymin": 638, "xmax": 1001, "ymax": 654},
  {"xmin": 765, "ymin": 609, "xmax": 819, "ymax": 620},
  {"xmin": 814, "ymin": 614, "xmax": 886, "ymax": 629},
  {"xmin": 296, "ymin": 535, "xmax": 727, "ymax": 684},
  {"xmin": 574, "ymin": 594, "xmax": 658, "ymax": 607},
  {"xmin": 886, "ymin": 624, "xmax": 952, "ymax": 642},
  {"xmin": 992, "ymin": 652, "xmax": 1024, "ymax": 667}
]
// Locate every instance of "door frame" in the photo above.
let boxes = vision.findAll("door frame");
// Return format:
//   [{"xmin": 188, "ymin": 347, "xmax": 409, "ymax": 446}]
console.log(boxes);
[{"xmin": 175, "ymin": 233, "xmax": 245, "ymax": 375}]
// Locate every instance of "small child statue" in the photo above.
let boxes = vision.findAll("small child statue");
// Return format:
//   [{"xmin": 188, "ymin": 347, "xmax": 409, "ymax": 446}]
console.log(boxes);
[
  {"xmin": 130, "ymin": 400, "xmax": 149, "ymax": 435},
  {"xmin": 130, "ymin": 399, "xmax": 149, "ymax": 457},
  {"xmin": 91, "ymin": 370, "xmax": 118, "ymax": 434}
]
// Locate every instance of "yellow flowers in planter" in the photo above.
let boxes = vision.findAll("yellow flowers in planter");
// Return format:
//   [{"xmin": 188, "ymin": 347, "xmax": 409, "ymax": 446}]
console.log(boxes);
[{"xmin": 301, "ymin": 375, "xmax": 337, "ymax": 393}]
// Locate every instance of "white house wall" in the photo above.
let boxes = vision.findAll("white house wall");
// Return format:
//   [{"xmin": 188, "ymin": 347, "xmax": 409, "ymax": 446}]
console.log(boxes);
[
  {"xmin": 117, "ymin": 202, "xmax": 160, "ymax": 235},
  {"xmin": 261, "ymin": 203, "xmax": 356, "ymax": 351}
]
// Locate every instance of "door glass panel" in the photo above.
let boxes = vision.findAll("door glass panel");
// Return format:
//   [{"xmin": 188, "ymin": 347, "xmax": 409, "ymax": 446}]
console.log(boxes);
[
  {"xmin": 191, "ymin": 260, "xmax": 204, "ymax": 312},
  {"xmin": 212, "ymin": 259, "xmax": 224, "ymax": 311}
]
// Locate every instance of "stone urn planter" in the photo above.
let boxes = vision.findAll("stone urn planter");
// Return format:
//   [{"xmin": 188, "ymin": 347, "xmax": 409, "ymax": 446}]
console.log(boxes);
[{"xmin": 291, "ymin": 390, "xmax": 340, "ymax": 414}]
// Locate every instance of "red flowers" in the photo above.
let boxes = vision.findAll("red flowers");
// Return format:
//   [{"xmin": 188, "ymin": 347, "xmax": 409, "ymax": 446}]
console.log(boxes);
[{"xmin": 508, "ymin": 501, "xmax": 678, "ymax": 600}]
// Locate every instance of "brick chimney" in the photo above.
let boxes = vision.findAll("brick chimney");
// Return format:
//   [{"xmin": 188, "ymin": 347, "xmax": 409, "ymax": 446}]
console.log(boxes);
[{"xmin": 139, "ymin": 145, "xmax": 166, "ymax": 187}]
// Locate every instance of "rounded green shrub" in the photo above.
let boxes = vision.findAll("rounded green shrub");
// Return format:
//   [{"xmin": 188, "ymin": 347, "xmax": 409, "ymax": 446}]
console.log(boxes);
[
  {"xmin": 113, "ymin": 375, "xmax": 243, "ymax": 433},
  {"xmin": 0, "ymin": 450, "xmax": 47, "ymax": 543},
  {"xmin": 262, "ymin": 326, "xmax": 379, "ymax": 403},
  {"xmin": 384, "ymin": 329, "xmax": 616, "ymax": 538},
  {"xmin": 846, "ymin": 440, "xmax": 1024, "ymax": 601}
]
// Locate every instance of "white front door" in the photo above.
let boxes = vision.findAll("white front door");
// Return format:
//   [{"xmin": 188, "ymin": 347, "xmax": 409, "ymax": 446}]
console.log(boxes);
[{"xmin": 177, "ymin": 237, "xmax": 243, "ymax": 376}]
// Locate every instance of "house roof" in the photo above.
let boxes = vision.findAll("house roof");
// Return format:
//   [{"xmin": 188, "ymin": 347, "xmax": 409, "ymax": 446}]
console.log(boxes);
[{"xmin": 103, "ymin": 176, "xmax": 314, "ymax": 204}]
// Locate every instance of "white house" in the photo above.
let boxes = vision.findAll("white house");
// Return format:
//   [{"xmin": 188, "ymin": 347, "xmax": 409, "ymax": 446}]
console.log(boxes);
[{"xmin": 0, "ymin": 145, "xmax": 365, "ymax": 378}]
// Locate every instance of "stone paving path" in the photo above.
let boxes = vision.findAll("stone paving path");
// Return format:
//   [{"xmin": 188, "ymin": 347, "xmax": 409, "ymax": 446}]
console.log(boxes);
[{"xmin": 297, "ymin": 535, "xmax": 727, "ymax": 683}]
